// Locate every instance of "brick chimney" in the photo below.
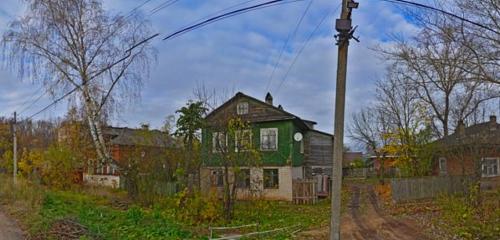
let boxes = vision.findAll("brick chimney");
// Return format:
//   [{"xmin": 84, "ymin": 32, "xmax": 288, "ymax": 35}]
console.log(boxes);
[
  {"xmin": 489, "ymin": 115, "xmax": 497, "ymax": 131},
  {"xmin": 265, "ymin": 92, "xmax": 273, "ymax": 105}
]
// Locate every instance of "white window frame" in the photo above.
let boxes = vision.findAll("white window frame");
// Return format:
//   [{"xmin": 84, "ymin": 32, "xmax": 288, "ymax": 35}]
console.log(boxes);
[
  {"xmin": 235, "ymin": 130, "xmax": 252, "ymax": 152},
  {"xmin": 263, "ymin": 168, "xmax": 279, "ymax": 189},
  {"xmin": 212, "ymin": 132, "xmax": 228, "ymax": 153},
  {"xmin": 260, "ymin": 128, "xmax": 278, "ymax": 151},
  {"xmin": 236, "ymin": 102, "xmax": 249, "ymax": 115},
  {"xmin": 481, "ymin": 157, "xmax": 499, "ymax": 177},
  {"xmin": 438, "ymin": 157, "xmax": 447, "ymax": 175}
]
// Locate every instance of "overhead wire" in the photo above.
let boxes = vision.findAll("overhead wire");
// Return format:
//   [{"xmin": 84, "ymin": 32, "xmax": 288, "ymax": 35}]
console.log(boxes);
[
  {"xmin": 22, "ymin": 0, "xmax": 303, "ymax": 120},
  {"xmin": 274, "ymin": 3, "xmax": 342, "ymax": 94},
  {"xmin": 163, "ymin": 0, "xmax": 305, "ymax": 41},
  {"xmin": 16, "ymin": 0, "xmax": 158, "ymax": 119},
  {"xmin": 265, "ymin": 0, "xmax": 313, "ymax": 93},
  {"xmin": 149, "ymin": 0, "xmax": 182, "ymax": 15},
  {"xmin": 379, "ymin": 0, "xmax": 499, "ymax": 35}
]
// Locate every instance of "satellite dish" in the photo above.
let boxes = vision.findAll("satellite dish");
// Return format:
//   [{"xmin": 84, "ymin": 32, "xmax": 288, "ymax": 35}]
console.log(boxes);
[{"xmin": 294, "ymin": 132, "xmax": 303, "ymax": 142}]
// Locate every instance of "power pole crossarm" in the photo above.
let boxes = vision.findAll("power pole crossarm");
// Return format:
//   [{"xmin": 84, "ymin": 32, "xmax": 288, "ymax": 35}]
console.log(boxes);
[{"xmin": 330, "ymin": 0, "xmax": 358, "ymax": 239}]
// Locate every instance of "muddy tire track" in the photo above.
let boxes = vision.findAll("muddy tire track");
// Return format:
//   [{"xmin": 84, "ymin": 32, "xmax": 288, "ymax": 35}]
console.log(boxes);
[{"xmin": 349, "ymin": 185, "xmax": 382, "ymax": 240}]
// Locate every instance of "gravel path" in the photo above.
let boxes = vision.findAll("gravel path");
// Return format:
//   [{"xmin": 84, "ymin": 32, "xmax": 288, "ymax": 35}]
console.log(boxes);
[{"xmin": 0, "ymin": 209, "xmax": 24, "ymax": 240}]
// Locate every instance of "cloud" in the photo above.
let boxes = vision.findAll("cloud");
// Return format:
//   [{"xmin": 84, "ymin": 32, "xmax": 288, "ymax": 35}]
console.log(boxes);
[{"xmin": 0, "ymin": 0, "xmax": 420, "ymax": 144}]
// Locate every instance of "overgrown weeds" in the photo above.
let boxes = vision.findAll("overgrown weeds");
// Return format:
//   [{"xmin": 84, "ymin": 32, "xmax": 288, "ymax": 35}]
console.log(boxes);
[{"xmin": 436, "ymin": 191, "xmax": 500, "ymax": 239}]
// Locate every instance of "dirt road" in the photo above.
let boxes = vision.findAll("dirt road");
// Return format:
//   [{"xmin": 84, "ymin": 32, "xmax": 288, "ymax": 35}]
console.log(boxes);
[
  {"xmin": 0, "ymin": 209, "xmax": 24, "ymax": 240},
  {"xmin": 341, "ymin": 185, "xmax": 429, "ymax": 240},
  {"xmin": 298, "ymin": 184, "xmax": 429, "ymax": 240}
]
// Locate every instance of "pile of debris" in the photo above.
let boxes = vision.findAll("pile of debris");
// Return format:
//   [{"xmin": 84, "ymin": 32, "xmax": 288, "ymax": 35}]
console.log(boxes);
[{"xmin": 30, "ymin": 218, "xmax": 100, "ymax": 240}]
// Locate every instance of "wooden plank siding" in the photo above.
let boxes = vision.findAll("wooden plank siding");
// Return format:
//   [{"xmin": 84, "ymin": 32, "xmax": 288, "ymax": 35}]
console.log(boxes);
[{"xmin": 304, "ymin": 130, "xmax": 333, "ymax": 166}]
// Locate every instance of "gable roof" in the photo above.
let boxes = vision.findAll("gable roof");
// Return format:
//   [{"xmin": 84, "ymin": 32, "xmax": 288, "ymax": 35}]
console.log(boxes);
[
  {"xmin": 104, "ymin": 127, "xmax": 173, "ymax": 147},
  {"xmin": 205, "ymin": 92, "xmax": 316, "ymax": 130},
  {"xmin": 435, "ymin": 117, "xmax": 500, "ymax": 146}
]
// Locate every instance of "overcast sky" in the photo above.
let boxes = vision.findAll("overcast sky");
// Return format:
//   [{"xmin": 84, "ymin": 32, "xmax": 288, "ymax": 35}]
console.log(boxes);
[{"xmin": 0, "ymin": 0, "xmax": 420, "ymax": 143}]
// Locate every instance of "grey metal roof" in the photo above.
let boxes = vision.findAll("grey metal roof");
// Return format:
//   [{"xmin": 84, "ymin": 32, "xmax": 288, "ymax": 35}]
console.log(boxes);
[{"xmin": 104, "ymin": 127, "xmax": 173, "ymax": 147}]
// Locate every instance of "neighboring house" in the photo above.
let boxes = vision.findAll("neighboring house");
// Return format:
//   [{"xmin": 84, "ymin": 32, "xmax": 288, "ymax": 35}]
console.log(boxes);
[
  {"xmin": 367, "ymin": 155, "xmax": 399, "ymax": 177},
  {"xmin": 434, "ymin": 116, "xmax": 500, "ymax": 189},
  {"xmin": 59, "ymin": 123, "xmax": 173, "ymax": 188},
  {"xmin": 343, "ymin": 152, "xmax": 364, "ymax": 168},
  {"xmin": 200, "ymin": 92, "xmax": 334, "ymax": 201}
]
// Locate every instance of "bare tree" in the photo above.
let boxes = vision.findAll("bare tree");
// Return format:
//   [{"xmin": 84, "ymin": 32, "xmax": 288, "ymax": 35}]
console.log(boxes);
[
  {"xmin": 2, "ymin": 0, "xmax": 156, "ymax": 166},
  {"xmin": 453, "ymin": 0, "xmax": 499, "ymax": 85},
  {"xmin": 349, "ymin": 107, "xmax": 390, "ymax": 179},
  {"xmin": 378, "ymin": 20, "xmax": 498, "ymax": 137}
]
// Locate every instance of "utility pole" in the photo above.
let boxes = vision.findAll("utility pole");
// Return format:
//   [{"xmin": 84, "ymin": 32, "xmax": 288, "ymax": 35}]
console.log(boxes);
[
  {"xmin": 13, "ymin": 111, "xmax": 18, "ymax": 185},
  {"xmin": 330, "ymin": 0, "xmax": 358, "ymax": 239}
]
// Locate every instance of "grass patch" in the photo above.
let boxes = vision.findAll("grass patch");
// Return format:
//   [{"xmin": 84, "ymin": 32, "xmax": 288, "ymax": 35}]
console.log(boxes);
[
  {"xmin": 435, "ymin": 191, "xmax": 500, "ymax": 240},
  {"xmin": 1, "ymin": 175, "xmax": 349, "ymax": 239}
]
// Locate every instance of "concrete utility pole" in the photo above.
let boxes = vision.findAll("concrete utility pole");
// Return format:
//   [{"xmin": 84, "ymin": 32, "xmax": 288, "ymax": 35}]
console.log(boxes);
[
  {"xmin": 13, "ymin": 111, "xmax": 17, "ymax": 185},
  {"xmin": 330, "ymin": 0, "xmax": 358, "ymax": 239}
]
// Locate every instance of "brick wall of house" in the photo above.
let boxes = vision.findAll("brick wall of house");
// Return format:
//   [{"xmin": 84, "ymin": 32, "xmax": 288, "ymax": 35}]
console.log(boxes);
[{"xmin": 437, "ymin": 155, "xmax": 500, "ymax": 189}]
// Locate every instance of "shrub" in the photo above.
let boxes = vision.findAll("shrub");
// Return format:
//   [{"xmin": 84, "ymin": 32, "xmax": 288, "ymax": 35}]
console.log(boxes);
[{"xmin": 174, "ymin": 188, "xmax": 221, "ymax": 224}]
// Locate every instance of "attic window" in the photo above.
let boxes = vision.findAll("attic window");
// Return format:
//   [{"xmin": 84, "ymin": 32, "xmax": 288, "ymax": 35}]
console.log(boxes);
[{"xmin": 237, "ymin": 102, "xmax": 249, "ymax": 115}]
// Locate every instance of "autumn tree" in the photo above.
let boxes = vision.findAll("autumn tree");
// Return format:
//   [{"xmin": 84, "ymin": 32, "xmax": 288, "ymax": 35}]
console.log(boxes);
[
  {"xmin": 0, "ymin": 118, "xmax": 13, "ymax": 173},
  {"xmin": 2, "ymin": 0, "xmax": 156, "ymax": 169},
  {"xmin": 207, "ymin": 116, "xmax": 261, "ymax": 221}
]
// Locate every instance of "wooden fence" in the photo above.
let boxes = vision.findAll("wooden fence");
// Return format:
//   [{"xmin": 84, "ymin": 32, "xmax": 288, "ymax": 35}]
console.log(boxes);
[
  {"xmin": 292, "ymin": 179, "xmax": 317, "ymax": 204},
  {"xmin": 391, "ymin": 176, "xmax": 473, "ymax": 202},
  {"xmin": 343, "ymin": 168, "xmax": 368, "ymax": 178}
]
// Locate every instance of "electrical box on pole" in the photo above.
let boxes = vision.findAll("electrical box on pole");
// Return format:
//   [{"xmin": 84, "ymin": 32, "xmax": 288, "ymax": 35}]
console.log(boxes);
[{"xmin": 330, "ymin": 0, "xmax": 358, "ymax": 239}]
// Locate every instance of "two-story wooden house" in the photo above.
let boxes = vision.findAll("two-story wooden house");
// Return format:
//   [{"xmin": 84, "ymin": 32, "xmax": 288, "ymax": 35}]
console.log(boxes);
[{"xmin": 200, "ymin": 92, "xmax": 334, "ymax": 201}]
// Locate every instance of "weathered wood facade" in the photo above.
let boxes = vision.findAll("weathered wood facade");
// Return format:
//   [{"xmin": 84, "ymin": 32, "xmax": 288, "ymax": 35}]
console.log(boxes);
[{"xmin": 201, "ymin": 92, "xmax": 335, "ymax": 201}]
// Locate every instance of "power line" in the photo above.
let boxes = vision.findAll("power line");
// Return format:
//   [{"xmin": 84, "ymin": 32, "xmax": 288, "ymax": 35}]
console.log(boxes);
[
  {"xmin": 265, "ymin": 0, "xmax": 313, "ymax": 93},
  {"xmin": 150, "ymin": 0, "xmax": 181, "ymax": 15},
  {"xmin": 163, "ymin": 0, "xmax": 305, "ymax": 41},
  {"xmin": 379, "ymin": 0, "xmax": 500, "ymax": 35},
  {"xmin": 275, "ymin": 3, "xmax": 341, "ymax": 94},
  {"xmin": 22, "ymin": 1, "xmax": 300, "ymax": 120},
  {"xmin": 24, "ymin": 33, "xmax": 159, "ymax": 121},
  {"xmin": 127, "ymin": 0, "xmax": 154, "ymax": 18},
  {"xmin": 16, "ymin": 0, "xmax": 156, "ymax": 118},
  {"xmin": 178, "ymin": 0, "xmax": 261, "ymax": 32}
]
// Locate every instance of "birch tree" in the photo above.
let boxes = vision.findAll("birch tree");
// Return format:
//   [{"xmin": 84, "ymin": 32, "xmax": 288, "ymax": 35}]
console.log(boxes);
[{"xmin": 2, "ymin": 0, "xmax": 156, "ymax": 166}]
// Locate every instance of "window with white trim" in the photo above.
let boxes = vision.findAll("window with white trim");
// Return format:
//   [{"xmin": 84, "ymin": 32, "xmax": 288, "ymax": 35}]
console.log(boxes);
[
  {"xmin": 264, "ymin": 169, "xmax": 279, "ymax": 189},
  {"xmin": 235, "ymin": 130, "xmax": 252, "ymax": 152},
  {"xmin": 260, "ymin": 128, "xmax": 278, "ymax": 151},
  {"xmin": 482, "ymin": 158, "xmax": 499, "ymax": 177},
  {"xmin": 237, "ymin": 102, "xmax": 249, "ymax": 115},
  {"xmin": 439, "ymin": 157, "xmax": 447, "ymax": 175},
  {"xmin": 212, "ymin": 132, "xmax": 227, "ymax": 152}
]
